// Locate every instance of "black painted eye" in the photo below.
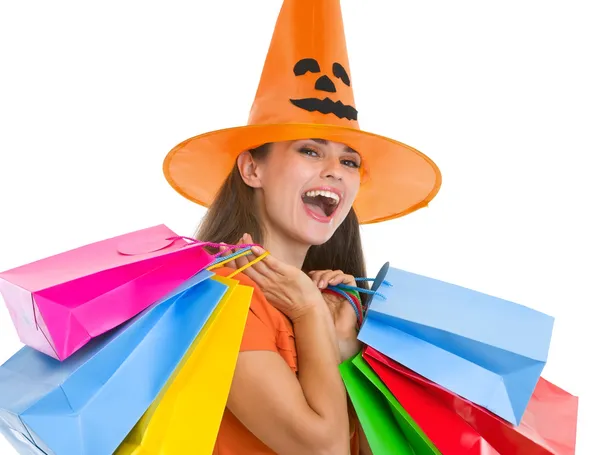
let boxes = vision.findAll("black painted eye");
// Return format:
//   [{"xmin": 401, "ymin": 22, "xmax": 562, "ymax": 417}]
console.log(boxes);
[
  {"xmin": 293, "ymin": 58, "xmax": 321, "ymax": 76},
  {"xmin": 332, "ymin": 63, "xmax": 350, "ymax": 86}
]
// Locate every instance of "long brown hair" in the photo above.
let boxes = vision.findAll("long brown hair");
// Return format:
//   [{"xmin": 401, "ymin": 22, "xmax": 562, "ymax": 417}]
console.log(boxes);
[{"xmin": 195, "ymin": 143, "xmax": 369, "ymax": 297}]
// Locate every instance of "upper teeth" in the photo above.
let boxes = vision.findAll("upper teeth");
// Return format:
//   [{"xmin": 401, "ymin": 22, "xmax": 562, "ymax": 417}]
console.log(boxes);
[{"xmin": 304, "ymin": 190, "xmax": 340, "ymax": 204}]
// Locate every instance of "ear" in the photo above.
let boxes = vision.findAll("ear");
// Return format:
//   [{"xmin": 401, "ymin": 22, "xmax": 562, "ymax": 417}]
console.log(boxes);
[{"xmin": 237, "ymin": 151, "xmax": 263, "ymax": 189}]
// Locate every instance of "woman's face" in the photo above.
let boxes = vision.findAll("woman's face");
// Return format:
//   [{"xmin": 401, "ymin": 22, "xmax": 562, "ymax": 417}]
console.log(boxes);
[{"xmin": 241, "ymin": 139, "xmax": 362, "ymax": 246}]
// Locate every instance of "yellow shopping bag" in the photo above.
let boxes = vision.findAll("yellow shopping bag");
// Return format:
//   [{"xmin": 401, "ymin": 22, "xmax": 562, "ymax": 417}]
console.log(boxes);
[{"xmin": 115, "ymin": 252, "xmax": 265, "ymax": 454}]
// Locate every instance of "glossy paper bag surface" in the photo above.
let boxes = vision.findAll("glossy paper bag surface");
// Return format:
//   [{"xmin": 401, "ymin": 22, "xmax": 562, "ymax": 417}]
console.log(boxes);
[
  {"xmin": 0, "ymin": 224, "xmax": 214, "ymax": 360},
  {"xmin": 116, "ymin": 275, "xmax": 253, "ymax": 454},
  {"xmin": 358, "ymin": 263, "xmax": 554, "ymax": 425},
  {"xmin": 365, "ymin": 347, "xmax": 578, "ymax": 455},
  {"xmin": 0, "ymin": 271, "xmax": 227, "ymax": 455},
  {"xmin": 364, "ymin": 348, "xmax": 499, "ymax": 454},
  {"xmin": 340, "ymin": 354, "xmax": 440, "ymax": 455}
]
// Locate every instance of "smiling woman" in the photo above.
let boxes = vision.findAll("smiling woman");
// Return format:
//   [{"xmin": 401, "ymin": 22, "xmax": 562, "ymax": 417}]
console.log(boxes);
[
  {"xmin": 159, "ymin": 0, "xmax": 441, "ymax": 454},
  {"xmin": 197, "ymin": 139, "xmax": 364, "ymax": 266},
  {"xmin": 195, "ymin": 135, "xmax": 369, "ymax": 454},
  {"xmin": 235, "ymin": 139, "xmax": 361, "ymax": 246}
]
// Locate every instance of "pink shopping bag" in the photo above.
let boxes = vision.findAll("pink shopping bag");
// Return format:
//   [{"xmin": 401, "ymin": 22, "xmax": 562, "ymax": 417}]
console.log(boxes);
[{"xmin": 0, "ymin": 224, "xmax": 215, "ymax": 361}]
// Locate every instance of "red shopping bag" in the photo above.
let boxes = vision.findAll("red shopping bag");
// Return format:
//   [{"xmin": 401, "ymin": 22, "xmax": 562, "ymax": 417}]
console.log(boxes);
[{"xmin": 364, "ymin": 347, "xmax": 578, "ymax": 455}]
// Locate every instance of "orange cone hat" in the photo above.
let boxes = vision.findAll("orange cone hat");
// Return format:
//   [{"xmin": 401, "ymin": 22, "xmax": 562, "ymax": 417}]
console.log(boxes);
[{"xmin": 163, "ymin": 0, "xmax": 442, "ymax": 224}]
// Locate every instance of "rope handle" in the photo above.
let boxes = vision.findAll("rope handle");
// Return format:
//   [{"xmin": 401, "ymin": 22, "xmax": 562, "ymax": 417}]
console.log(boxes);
[
  {"xmin": 332, "ymin": 281, "xmax": 389, "ymax": 300},
  {"xmin": 323, "ymin": 287, "xmax": 363, "ymax": 328},
  {"xmin": 207, "ymin": 247, "xmax": 253, "ymax": 267},
  {"xmin": 326, "ymin": 275, "xmax": 392, "ymax": 327},
  {"xmin": 227, "ymin": 251, "xmax": 270, "ymax": 278},
  {"xmin": 205, "ymin": 245, "xmax": 270, "ymax": 279},
  {"xmin": 165, "ymin": 236, "xmax": 261, "ymax": 258}
]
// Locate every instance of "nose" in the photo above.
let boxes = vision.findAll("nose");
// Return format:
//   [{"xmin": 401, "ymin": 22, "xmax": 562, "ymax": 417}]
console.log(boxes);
[{"xmin": 320, "ymin": 156, "xmax": 343, "ymax": 181}]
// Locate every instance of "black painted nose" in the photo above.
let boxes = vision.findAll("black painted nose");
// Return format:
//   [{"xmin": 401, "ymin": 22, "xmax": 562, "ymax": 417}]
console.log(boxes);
[{"xmin": 314, "ymin": 75, "xmax": 336, "ymax": 93}]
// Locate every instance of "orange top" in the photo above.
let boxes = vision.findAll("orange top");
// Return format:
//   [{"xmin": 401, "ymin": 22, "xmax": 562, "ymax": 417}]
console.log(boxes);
[{"xmin": 212, "ymin": 266, "xmax": 360, "ymax": 455}]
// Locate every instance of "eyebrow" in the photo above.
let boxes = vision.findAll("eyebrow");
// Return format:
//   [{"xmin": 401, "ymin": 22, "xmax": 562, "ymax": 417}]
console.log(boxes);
[{"xmin": 310, "ymin": 138, "xmax": 359, "ymax": 155}]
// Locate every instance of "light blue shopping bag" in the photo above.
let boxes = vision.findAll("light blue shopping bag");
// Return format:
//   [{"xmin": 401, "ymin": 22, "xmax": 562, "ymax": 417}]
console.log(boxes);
[
  {"xmin": 0, "ymin": 269, "xmax": 228, "ymax": 455},
  {"xmin": 357, "ymin": 262, "xmax": 555, "ymax": 425}
]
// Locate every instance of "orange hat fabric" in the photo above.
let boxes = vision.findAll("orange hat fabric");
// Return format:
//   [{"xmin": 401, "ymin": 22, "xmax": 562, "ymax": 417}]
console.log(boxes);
[{"xmin": 163, "ymin": 0, "xmax": 442, "ymax": 224}]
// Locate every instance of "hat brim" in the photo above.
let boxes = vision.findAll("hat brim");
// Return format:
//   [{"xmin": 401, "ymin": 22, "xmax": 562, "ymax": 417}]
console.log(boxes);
[{"xmin": 163, "ymin": 123, "xmax": 442, "ymax": 224}]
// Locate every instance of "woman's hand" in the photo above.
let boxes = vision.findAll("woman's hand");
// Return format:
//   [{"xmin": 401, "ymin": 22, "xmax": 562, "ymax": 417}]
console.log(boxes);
[
  {"xmin": 308, "ymin": 269, "xmax": 359, "ymax": 332},
  {"xmin": 308, "ymin": 269, "xmax": 363, "ymax": 362},
  {"xmin": 223, "ymin": 234, "xmax": 324, "ymax": 322}
]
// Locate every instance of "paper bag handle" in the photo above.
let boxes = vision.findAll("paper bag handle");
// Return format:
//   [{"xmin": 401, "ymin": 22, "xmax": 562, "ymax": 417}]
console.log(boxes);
[
  {"xmin": 206, "ymin": 246, "xmax": 270, "ymax": 278},
  {"xmin": 116, "ymin": 234, "xmax": 261, "ymax": 256}
]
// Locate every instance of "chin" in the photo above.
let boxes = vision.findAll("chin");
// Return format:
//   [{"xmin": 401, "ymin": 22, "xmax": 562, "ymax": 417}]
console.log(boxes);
[
  {"xmin": 294, "ymin": 214, "xmax": 347, "ymax": 247},
  {"xmin": 299, "ymin": 229, "xmax": 336, "ymax": 247}
]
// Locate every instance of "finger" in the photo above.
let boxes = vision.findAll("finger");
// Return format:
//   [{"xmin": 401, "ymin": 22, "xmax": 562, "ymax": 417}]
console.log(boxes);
[
  {"xmin": 239, "ymin": 262, "xmax": 264, "ymax": 285},
  {"xmin": 230, "ymin": 244, "xmax": 275, "ymax": 284},
  {"xmin": 233, "ymin": 250, "xmax": 267, "ymax": 285},
  {"xmin": 318, "ymin": 270, "xmax": 342, "ymax": 289},
  {"xmin": 236, "ymin": 233, "xmax": 259, "ymax": 263},
  {"xmin": 242, "ymin": 232, "xmax": 255, "ymax": 247},
  {"xmin": 309, "ymin": 270, "xmax": 332, "ymax": 288},
  {"xmin": 248, "ymin": 245, "xmax": 285, "ymax": 276},
  {"xmin": 327, "ymin": 271, "xmax": 351, "ymax": 287},
  {"xmin": 248, "ymin": 253, "xmax": 281, "ymax": 282},
  {"xmin": 230, "ymin": 237, "xmax": 252, "ymax": 269}
]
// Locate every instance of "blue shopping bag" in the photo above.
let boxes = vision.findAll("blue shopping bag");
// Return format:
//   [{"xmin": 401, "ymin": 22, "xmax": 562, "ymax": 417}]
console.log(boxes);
[
  {"xmin": 357, "ymin": 262, "xmax": 555, "ymax": 426},
  {"xmin": 0, "ymin": 269, "xmax": 228, "ymax": 455}
]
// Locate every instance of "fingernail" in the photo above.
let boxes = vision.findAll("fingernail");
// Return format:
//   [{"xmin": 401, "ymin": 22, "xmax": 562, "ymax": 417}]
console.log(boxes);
[
  {"xmin": 251, "ymin": 246, "xmax": 264, "ymax": 255},
  {"xmin": 318, "ymin": 280, "xmax": 326, "ymax": 288}
]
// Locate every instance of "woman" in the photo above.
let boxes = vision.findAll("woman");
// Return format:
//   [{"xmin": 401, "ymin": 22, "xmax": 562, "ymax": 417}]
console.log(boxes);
[
  {"xmin": 199, "ymin": 138, "xmax": 369, "ymax": 454},
  {"xmin": 161, "ymin": 1, "xmax": 441, "ymax": 453}
]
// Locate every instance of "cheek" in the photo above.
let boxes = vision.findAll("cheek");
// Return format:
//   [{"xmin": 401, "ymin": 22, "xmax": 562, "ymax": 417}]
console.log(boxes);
[
  {"xmin": 261, "ymin": 163, "xmax": 309, "ymax": 208},
  {"xmin": 344, "ymin": 173, "xmax": 361, "ymax": 207},
  {"xmin": 264, "ymin": 157, "xmax": 313, "ymax": 192}
]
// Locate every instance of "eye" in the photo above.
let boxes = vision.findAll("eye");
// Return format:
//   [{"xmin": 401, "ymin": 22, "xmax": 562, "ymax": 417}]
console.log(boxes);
[
  {"xmin": 341, "ymin": 159, "xmax": 361, "ymax": 169},
  {"xmin": 299, "ymin": 146, "xmax": 319, "ymax": 157}
]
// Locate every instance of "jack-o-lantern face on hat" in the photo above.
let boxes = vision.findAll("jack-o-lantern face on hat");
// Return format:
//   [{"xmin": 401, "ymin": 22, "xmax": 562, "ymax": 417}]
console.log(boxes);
[{"xmin": 289, "ymin": 58, "xmax": 358, "ymax": 121}]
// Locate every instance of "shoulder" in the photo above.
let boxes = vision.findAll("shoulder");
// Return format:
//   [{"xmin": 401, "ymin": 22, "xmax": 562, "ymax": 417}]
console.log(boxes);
[{"xmin": 212, "ymin": 266, "xmax": 297, "ymax": 370}]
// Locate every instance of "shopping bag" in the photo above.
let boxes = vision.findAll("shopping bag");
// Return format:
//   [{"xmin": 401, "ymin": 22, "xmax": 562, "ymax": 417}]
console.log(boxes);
[
  {"xmin": 364, "ymin": 347, "xmax": 498, "ymax": 455},
  {"xmin": 357, "ymin": 262, "xmax": 555, "ymax": 425},
  {"xmin": 115, "ymin": 273, "xmax": 254, "ymax": 454},
  {"xmin": 364, "ymin": 347, "xmax": 578, "ymax": 455},
  {"xmin": 0, "ymin": 224, "xmax": 215, "ymax": 360},
  {"xmin": 0, "ymin": 269, "xmax": 228, "ymax": 455},
  {"xmin": 339, "ymin": 353, "xmax": 440, "ymax": 455}
]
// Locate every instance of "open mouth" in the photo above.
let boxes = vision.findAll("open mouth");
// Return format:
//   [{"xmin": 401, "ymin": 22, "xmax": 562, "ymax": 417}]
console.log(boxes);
[{"xmin": 301, "ymin": 189, "xmax": 341, "ymax": 221}]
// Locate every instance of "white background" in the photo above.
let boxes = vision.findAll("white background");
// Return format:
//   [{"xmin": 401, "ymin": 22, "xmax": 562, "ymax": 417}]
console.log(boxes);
[{"xmin": 0, "ymin": 1, "xmax": 598, "ymax": 453}]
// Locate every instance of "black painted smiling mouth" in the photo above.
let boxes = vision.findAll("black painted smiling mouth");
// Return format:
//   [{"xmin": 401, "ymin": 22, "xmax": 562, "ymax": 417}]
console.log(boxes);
[{"xmin": 289, "ymin": 97, "xmax": 358, "ymax": 121}]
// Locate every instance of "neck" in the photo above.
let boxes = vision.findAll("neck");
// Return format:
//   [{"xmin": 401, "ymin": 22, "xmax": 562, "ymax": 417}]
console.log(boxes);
[{"xmin": 261, "ymin": 230, "xmax": 309, "ymax": 270}]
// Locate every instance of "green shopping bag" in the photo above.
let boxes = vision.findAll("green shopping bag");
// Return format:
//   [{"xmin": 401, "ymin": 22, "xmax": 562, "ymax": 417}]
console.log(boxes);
[{"xmin": 339, "ymin": 353, "xmax": 440, "ymax": 455}]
